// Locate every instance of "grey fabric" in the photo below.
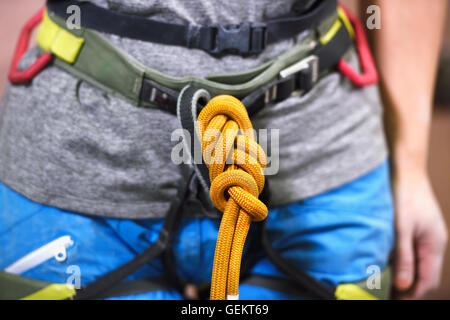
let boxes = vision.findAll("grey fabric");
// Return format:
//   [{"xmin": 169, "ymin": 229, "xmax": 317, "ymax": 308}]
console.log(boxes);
[{"xmin": 0, "ymin": 0, "xmax": 388, "ymax": 219}]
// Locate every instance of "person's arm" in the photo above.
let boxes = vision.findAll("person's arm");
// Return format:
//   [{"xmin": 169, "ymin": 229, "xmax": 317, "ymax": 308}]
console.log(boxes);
[{"xmin": 361, "ymin": 0, "xmax": 448, "ymax": 299}]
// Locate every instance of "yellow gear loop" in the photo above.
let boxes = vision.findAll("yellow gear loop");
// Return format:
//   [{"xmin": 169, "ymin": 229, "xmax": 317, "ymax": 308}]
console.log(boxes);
[{"xmin": 196, "ymin": 95, "xmax": 268, "ymax": 300}]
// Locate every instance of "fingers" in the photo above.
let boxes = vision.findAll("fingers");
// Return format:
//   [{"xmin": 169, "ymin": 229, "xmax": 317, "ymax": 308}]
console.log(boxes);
[
  {"xmin": 184, "ymin": 284, "xmax": 199, "ymax": 300},
  {"xmin": 392, "ymin": 175, "xmax": 448, "ymax": 300},
  {"xmin": 395, "ymin": 227, "xmax": 448, "ymax": 299},
  {"xmin": 413, "ymin": 253, "xmax": 443, "ymax": 299},
  {"xmin": 394, "ymin": 226, "xmax": 415, "ymax": 291},
  {"xmin": 406, "ymin": 232, "xmax": 447, "ymax": 299}
]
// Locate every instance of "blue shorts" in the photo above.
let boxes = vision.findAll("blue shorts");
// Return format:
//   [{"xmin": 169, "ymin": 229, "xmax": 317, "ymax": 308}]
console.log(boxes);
[{"xmin": 0, "ymin": 161, "xmax": 394, "ymax": 299}]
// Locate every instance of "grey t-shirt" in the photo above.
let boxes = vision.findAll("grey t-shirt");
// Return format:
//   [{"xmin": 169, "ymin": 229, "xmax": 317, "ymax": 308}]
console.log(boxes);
[{"xmin": 0, "ymin": 0, "xmax": 388, "ymax": 219}]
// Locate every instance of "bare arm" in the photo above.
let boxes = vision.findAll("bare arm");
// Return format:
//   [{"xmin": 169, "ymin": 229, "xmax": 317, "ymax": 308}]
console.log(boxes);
[{"xmin": 362, "ymin": 0, "xmax": 448, "ymax": 298}]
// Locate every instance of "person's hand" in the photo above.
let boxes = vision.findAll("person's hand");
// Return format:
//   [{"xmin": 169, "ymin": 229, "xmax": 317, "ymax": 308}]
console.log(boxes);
[{"xmin": 393, "ymin": 167, "xmax": 448, "ymax": 299}]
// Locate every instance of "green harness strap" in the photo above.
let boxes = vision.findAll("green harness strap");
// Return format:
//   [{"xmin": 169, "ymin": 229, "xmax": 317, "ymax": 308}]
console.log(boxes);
[
  {"xmin": 0, "ymin": 271, "xmax": 75, "ymax": 300},
  {"xmin": 38, "ymin": 9, "xmax": 340, "ymax": 109},
  {"xmin": 0, "ymin": 267, "xmax": 391, "ymax": 300}
]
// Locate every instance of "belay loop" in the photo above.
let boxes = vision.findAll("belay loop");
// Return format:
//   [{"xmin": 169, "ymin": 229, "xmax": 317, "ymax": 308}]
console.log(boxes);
[{"xmin": 196, "ymin": 95, "xmax": 268, "ymax": 300}]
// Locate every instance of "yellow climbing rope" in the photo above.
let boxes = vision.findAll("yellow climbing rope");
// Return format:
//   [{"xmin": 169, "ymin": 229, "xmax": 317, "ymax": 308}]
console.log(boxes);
[{"xmin": 196, "ymin": 95, "xmax": 268, "ymax": 300}]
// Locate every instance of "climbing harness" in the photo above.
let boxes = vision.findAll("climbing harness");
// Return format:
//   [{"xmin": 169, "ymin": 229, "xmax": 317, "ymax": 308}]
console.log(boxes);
[
  {"xmin": 3, "ymin": 1, "xmax": 387, "ymax": 300},
  {"xmin": 46, "ymin": 0, "xmax": 337, "ymax": 56},
  {"xmin": 8, "ymin": 3, "xmax": 376, "ymax": 109},
  {"xmin": 0, "ymin": 271, "xmax": 76, "ymax": 300},
  {"xmin": 0, "ymin": 270, "xmax": 176, "ymax": 300}
]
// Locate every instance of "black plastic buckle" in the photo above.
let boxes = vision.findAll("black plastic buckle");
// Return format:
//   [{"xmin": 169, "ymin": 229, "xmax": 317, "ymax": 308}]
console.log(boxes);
[{"xmin": 210, "ymin": 22, "xmax": 267, "ymax": 55}]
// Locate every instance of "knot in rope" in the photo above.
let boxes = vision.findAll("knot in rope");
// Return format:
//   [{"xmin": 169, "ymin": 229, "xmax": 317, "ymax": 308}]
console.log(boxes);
[
  {"xmin": 196, "ymin": 95, "xmax": 268, "ymax": 221},
  {"xmin": 196, "ymin": 94, "xmax": 268, "ymax": 300}
]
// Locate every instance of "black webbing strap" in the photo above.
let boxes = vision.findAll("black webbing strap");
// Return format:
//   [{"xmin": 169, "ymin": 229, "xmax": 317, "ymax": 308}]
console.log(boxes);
[
  {"xmin": 74, "ymin": 165, "xmax": 193, "ymax": 300},
  {"xmin": 93, "ymin": 277, "xmax": 173, "ymax": 300},
  {"xmin": 241, "ymin": 274, "xmax": 321, "ymax": 299},
  {"xmin": 260, "ymin": 220, "xmax": 337, "ymax": 300},
  {"xmin": 47, "ymin": 0, "xmax": 336, "ymax": 56},
  {"xmin": 139, "ymin": 78, "xmax": 179, "ymax": 112}
]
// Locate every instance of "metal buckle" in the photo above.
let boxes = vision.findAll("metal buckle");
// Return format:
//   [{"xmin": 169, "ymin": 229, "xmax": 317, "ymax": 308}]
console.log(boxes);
[
  {"xmin": 279, "ymin": 55, "xmax": 319, "ymax": 81},
  {"xmin": 264, "ymin": 84, "xmax": 278, "ymax": 104},
  {"xmin": 211, "ymin": 22, "xmax": 267, "ymax": 55}
]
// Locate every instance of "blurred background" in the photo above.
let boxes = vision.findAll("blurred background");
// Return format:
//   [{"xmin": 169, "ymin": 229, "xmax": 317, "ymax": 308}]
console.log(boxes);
[{"xmin": 0, "ymin": 1, "xmax": 449, "ymax": 299}]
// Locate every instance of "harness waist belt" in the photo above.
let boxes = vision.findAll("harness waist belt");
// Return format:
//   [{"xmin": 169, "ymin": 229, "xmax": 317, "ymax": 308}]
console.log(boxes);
[
  {"xmin": 33, "ymin": 6, "xmax": 354, "ymax": 116},
  {"xmin": 47, "ymin": 0, "xmax": 337, "ymax": 55}
]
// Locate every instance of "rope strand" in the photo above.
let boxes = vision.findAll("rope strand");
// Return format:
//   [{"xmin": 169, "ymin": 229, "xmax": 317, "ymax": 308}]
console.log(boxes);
[{"xmin": 196, "ymin": 95, "xmax": 267, "ymax": 300}]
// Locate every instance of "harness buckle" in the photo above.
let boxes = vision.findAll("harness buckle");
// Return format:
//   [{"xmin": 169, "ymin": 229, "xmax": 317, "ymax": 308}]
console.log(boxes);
[
  {"xmin": 211, "ymin": 22, "xmax": 267, "ymax": 55},
  {"xmin": 279, "ymin": 55, "xmax": 319, "ymax": 93}
]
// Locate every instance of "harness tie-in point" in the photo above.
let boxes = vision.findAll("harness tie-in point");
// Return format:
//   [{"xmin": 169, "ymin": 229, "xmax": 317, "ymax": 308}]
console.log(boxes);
[{"xmin": 196, "ymin": 95, "xmax": 267, "ymax": 300}]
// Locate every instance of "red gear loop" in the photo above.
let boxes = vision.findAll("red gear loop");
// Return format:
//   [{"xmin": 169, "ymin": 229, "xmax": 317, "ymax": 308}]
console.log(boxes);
[
  {"xmin": 8, "ymin": 7, "xmax": 52, "ymax": 84},
  {"xmin": 338, "ymin": 5, "xmax": 379, "ymax": 87}
]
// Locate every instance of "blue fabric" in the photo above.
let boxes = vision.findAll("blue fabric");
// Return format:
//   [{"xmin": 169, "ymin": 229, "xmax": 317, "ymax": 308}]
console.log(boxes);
[
  {"xmin": 0, "ymin": 160, "xmax": 394, "ymax": 299},
  {"xmin": 252, "ymin": 160, "xmax": 395, "ymax": 286}
]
